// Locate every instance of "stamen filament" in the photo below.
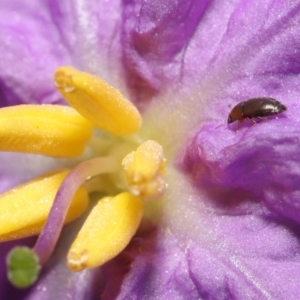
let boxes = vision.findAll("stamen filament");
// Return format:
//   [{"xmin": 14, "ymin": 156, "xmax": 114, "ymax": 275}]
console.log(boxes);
[{"xmin": 33, "ymin": 157, "xmax": 118, "ymax": 266}]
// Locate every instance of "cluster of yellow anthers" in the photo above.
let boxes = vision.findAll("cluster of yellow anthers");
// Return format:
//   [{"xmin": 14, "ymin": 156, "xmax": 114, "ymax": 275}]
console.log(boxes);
[{"xmin": 0, "ymin": 67, "xmax": 167, "ymax": 272}]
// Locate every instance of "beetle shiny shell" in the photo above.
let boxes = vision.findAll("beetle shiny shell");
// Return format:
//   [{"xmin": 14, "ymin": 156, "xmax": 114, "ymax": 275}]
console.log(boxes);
[{"xmin": 227, "ymin": 97, "xmax": 286, "ymax": 124}]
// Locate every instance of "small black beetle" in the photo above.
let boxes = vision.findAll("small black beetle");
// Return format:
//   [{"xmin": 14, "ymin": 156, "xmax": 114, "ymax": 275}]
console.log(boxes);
[{"xmin": 228, "ymin": 97, "xmax": 286, "ymax": 125}]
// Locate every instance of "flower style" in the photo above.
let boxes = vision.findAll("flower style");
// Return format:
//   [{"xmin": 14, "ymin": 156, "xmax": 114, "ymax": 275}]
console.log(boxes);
[{"xmin": 1, "ymin": 0, "xmax": 300, "ymax": 299}]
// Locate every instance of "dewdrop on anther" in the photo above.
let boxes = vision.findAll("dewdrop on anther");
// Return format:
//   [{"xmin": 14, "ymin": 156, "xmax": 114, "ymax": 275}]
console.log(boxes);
[{"xmin": 53, "ymin": 73, "xmax": 75, "ymax": 93}]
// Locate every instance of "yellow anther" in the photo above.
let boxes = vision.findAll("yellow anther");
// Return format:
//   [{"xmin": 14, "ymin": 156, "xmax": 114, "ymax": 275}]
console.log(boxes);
[
  {"xmin": 0, "ymin": 105, "xmax": 93, "ymax": 157},
  {"xmin": 54, "ymin": 66, "xmax": 142, "ymax": 136},
  {"xmin": 0, "ymin": 170, "xmax": 89, "ymax": 242},
  {"xmin": 67, "ymin": 192, "xmax": 143, "ymax": 271},
  {"xmin": 122, "ymin": 140, "xmax": 167, "ymax": 200}
]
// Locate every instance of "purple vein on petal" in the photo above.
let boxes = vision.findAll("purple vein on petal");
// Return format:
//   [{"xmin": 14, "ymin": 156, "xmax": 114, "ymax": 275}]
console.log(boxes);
[{"xmin": 33, "ymin": 157, "xmax": 118, "ymax": 266}]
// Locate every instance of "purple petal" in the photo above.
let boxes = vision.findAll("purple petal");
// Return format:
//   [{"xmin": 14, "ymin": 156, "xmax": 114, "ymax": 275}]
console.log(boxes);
[
  {"xmin": 207, "ymin": 1, "xmax": 300, "ymax": 79},
  {"xmin": 0, "ymin": 0, "xmax": 124, "ymax": 107},
  {"xmin": 121, "ymin": 0, "xmax": 212, "ymax": 103},
  {"xmin": 185, "ymin": 214, "xmax": 300, "ymax": 299},
  {"xmin": 177, "ymin": 1, "xmax": 300, "ymax": 297},
  {"xmin": 183, "ymin": 1, "xmax": 300, "ymax": 224},
  {"xmin": 100, "ymin": 215, "xmax": 300, "ymax": 299},
  {"xmin": 183, "ymin": 113, "xmax": 300, "ymax": 221},
  {"xmin": 0, "ymin": 1, "xmax": 72, "ymax": 106},
  {"xmin": 42, "ymin": 0, "xmax": 125, "ymax": 85}
]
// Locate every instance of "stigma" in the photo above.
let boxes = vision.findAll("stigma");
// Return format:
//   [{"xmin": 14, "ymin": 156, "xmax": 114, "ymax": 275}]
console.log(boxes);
[{"xmin": 0, "ymin": 66, "xmax": 168, "ymax": 288}]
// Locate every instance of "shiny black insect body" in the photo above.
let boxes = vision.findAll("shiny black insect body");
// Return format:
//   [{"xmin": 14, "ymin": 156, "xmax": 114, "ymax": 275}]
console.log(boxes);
[{"xmin": 228, "ymin": 97, "xmax": 286, "ymax": 126}]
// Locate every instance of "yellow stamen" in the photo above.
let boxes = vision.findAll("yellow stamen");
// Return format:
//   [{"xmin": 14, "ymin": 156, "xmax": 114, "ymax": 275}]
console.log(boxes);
[
  {"xmin": 0, "ymin": 170, "xmax": 89, "ymax": 241},
  {"xmin": 67, "ymin": 192, "xmax": 143, "ymax": 271},
  {"xmin": 0, "ymin": 105, "xmax": 93, "ymax": 157},
  {"xmin": 122, "ymin": 140, "xmax": 167, "ymax": 200},
  {"xmin": 54, "ymin": 66, "xmax": 142, "ymax": 136}
]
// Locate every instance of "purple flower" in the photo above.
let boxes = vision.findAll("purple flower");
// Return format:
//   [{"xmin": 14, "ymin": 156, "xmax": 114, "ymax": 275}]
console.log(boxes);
[{"xmin": 1, "ymin": 0, "xmax": 300, "ymax": 299}]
